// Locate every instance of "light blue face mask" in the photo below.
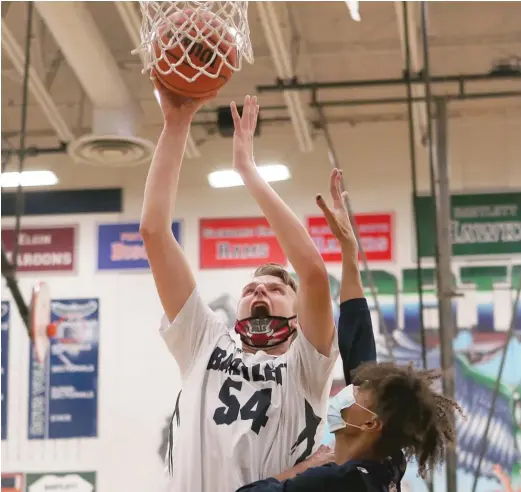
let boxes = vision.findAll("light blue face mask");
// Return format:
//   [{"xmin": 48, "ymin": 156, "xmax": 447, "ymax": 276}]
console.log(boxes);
[{"xmin": 327, "ymin": 384, "xmax": 377, "ymax": 433}]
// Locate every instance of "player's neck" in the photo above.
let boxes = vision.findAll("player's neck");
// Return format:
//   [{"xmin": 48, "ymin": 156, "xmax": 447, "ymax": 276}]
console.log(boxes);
[{"xmin": 334, "ymin": 432, "xmax": 380, "ymax": 465}]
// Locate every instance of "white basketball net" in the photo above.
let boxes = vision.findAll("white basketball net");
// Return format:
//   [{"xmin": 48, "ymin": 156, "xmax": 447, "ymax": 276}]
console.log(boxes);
[{"xmin": 134, "ymin": 1, "xmax": 254, "ymax": 82}]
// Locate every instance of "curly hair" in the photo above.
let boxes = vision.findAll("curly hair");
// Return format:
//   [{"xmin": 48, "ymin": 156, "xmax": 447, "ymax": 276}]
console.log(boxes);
[{"xmin": 352, "ymin": 361, "xmax": 466, "ymax": 478}]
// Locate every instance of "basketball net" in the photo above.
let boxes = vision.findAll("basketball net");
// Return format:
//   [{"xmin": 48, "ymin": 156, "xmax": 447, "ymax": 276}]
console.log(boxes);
[{"xmin": 133, "ymin": 1, "xmax": 254, "ymax": 83}]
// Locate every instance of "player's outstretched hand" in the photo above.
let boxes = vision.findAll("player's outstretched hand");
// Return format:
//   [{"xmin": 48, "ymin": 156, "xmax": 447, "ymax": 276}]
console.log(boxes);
[
  {"xmin": 230, "ymin": 95, "xmax": 260, "ymax": 175},
  {"xmin": 152, "ymin": 78, "xmax": 214, "ymax": 125},
  {"xmin": 316, "ymin": 168, "xmax": 359, "ymax": 263}
]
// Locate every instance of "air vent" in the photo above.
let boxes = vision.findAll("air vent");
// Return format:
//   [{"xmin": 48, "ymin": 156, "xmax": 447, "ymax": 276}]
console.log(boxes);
[{"xmin": 68, "ymin": 134, "xmax": 155, "ymax": 167}]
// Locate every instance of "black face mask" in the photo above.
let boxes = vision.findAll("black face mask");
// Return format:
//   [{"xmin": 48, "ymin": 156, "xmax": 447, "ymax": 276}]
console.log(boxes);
[{"xmin": 234, "ymin": 315, "xmax": 297, "ymax": 349}]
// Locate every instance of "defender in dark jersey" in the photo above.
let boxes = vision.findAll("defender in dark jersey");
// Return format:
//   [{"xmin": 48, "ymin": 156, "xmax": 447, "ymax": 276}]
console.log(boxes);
[{"xmin": 237, "ymin": 173, "xmax": 465, "ymax": 492}]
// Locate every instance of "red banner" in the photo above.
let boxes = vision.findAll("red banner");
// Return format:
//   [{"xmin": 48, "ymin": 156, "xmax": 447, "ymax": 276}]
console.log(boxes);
[
  {"xmin": 1, "ymin": 226, "xmax": 76, "ymax": 272},
  {"xmin": 200, "ymin": 218, "xmax": 286, "ymax": 269},
  {"xmin": 307, "ymin": 213, "xmax": 393, "ymax": 262},
  {"xmin": 1, "ymin": 473, "xmax": 24, "ymax": 492}
]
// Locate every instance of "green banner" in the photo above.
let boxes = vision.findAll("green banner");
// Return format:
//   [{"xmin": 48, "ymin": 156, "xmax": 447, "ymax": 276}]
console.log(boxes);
[
  {"xmin": 25, "ymin": 473, "xmax": 95, "ymax": 492},
  {"xmin": 415, "ymin": 191, "xmax": 521, "ymax": 258}
]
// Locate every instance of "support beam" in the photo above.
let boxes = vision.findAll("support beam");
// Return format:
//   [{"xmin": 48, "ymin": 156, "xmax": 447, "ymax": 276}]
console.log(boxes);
[
  {"xmin": 257, "ymin": 71, "xmax": 521, "ymax": 93},
  {"xmin": 256, "ymin": 2, "xmax": 313, "ymax": 152},
  {"xmin": 35, "ymin": 1, "xmax": 136, "ymax": 110},
  {"xmin": 394, "ymin": 1, "xmax": 428, "ymax": 144},
  {"xmin": 1, "ymin": 20, "xmax": 74, "ymax": 142},
  {"xmin": 114, "ymin": 1, "xmax": 200, "ymax": 159},
  {"xmin": 434, "ymin": 97, "xmax": 458, "ymax": 492}
]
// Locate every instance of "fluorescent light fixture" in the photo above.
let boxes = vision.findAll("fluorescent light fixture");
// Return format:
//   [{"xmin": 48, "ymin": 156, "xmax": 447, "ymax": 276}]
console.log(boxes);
[
  {"xmin": 1, "ymin": 170, "xmax": 58, "ymax": 188},
  {"xmin": 208, "ymin": 164, "xmax": 290, "ymax": 189},
  {"xmin": 345, "ymin": 0, "xmax": 361, "ymax": 21}
]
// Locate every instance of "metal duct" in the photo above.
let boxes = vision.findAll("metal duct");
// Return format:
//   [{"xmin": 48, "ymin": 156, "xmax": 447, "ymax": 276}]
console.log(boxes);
[
  {"xmin": 394, "ymin": 1, "xmax": 428, "ymax": 145},
  {"xmin": 35, "ymin": 1, "xmax": 155, "ymax": 167}
]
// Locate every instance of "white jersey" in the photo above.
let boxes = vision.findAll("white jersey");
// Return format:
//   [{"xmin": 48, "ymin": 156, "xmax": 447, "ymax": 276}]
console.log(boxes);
[{"xmin": 160, "ymin": 289, "xmax": 338, "ymax": 492}]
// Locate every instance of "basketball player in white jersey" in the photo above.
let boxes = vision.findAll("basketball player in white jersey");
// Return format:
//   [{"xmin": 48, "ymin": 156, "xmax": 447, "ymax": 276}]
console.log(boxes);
[{"xmin": 141, "ymin": 86, "xmax": 340, "ymax": 492}]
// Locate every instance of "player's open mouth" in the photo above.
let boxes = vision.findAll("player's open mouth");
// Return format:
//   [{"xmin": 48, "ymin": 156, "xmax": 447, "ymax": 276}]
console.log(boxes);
[{"xmin": 251, "ymin": 302, "xmax": 270, "ymax": 318}]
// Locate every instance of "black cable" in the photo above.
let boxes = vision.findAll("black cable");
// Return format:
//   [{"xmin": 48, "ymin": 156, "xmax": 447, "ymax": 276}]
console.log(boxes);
[
  {"xmin": 12, "ymin": 1, "xmax": 34, "ymax": 270},
  {"xmin": 402, "ymin": 0, "xmax": 428, "ymax": 374},
  {"xmin": 402, "ymin": 3, "xmax": 432, "ymax": 489},
  {"xmin": 1, "ymin": 245, "xmax": 30, "ymax": 336}
]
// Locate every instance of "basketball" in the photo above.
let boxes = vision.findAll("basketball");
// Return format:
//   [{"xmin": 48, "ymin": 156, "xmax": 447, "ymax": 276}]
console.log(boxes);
[{"xmin": 152, "ymin": 10, "xmax": 238, "ymax": 98}]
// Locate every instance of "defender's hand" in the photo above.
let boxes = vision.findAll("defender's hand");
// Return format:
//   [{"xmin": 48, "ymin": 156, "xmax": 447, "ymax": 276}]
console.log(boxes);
[
  {"xmin": 230, "ymin": 95, "xmax": 260, "ymax": 175},
  {"xmin": 316, "ymin": 168, "xmax": 359, "ymax": 262},
  {"xmin": 306, "ymin": 445, "xmax": 336, "ymax": 468}
]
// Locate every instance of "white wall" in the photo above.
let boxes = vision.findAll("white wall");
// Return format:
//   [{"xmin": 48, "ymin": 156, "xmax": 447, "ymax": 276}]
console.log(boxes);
[{"xmin": 1, "ymin": 115, "xmax": 520, "ymax": 492}]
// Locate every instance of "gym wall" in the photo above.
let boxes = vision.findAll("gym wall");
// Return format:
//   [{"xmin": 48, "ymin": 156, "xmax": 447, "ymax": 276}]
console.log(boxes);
[{"xmin": 1, "ymin": 115, "xmax": 521, "ymax": 492}]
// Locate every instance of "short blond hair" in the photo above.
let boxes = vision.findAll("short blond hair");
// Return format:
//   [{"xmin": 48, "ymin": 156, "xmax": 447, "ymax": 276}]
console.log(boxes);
[{"xmin": 253, "ymin": 263, "xmax": 297, "ymax": 293}]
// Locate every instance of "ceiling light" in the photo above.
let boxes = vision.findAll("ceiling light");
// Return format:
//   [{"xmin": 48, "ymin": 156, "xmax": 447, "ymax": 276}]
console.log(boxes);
[
  {"xmin": 1, "ymin": 170, "xmax": 59, "ymax": 188},
  {"xmin": 208, "ymin": 164, "xmax": 290, "ymax": 189},
  {"xmin": 345, "ymin": 0, "xmax": 361, "ymax": 21}
]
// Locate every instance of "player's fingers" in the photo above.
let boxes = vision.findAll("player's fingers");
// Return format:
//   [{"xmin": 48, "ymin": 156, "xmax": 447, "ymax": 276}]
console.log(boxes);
[
  {"xmin": 253, "ymin": 104, "xmax": 260, "ymax": 135},
  {"xmin": 152, "ymin": 77, "xmax": 169, "ymax": 97},
  {"xmin": 330, "ymin": 169, "xmax": 342, "ymax": 206},
  {"xmin": 340, "ymin": 190, "xmax": 351, "ymax": 213},
  {"xmin": 242, "ymin": 95, "xmax": 251, "ymax": 125},
  {"xmin": 249, "ymin": 96, "xmax": 258, "ymax": 132},
  {"xmin": 250, "ymin": 100, "xmax": 259, "ymax": 135},
  {"xmin": 340, "ymin": 192, "xmax": 354, "ymax": 230},
  {"xmin": 316, "ymin": 194, "xmax": 337, "ymax": 227},
  {"xmin": 230, "ymin": 101, "xmax": 242, "ymax": 130}
]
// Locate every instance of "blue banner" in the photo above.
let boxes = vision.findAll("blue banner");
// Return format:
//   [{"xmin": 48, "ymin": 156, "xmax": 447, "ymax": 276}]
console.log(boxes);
[
  {"xmin": 28, "ymin": 298, "xmax": 99, "ymax": 439},
  {"xmin": 1, "ymin": 301, "xmax": 9, "ymax": 440},
  {"xmin": 97, "ymin": 221, "xmax": 182, "ymax": 270}
]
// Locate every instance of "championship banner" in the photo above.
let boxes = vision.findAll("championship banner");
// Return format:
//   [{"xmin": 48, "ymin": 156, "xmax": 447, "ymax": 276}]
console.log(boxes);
[
  {"xmin": 97, "ymin": 222, "xmax": 182, "ymax": 270},
  {"xmin": 25, "ymin": 473, "xmax": 95, "ymax": 492},
  {"xmin": 415, "ymin": 191, "xmax": 521, "ymax": 258},
  {"xmin": 200, "ymin": 217, "xmax": 287, "ymax": 269},
  {"xmin": 307, "ymin": 213, "xmax": 393, "ymax": 262},
  {"xmin": 1, "ymin": 473, "xmax": 24, "ymax": 492},
  {"xmin": 28, "ymin": 299, "xmax": 99, "ymax": 439},
  {"xmin": 1, "ymin": 227, "xmax": 76, "ymax": 273},
  {"xmin": 1, "ymin": 301, "xmax": 9, "ymax": 440}
]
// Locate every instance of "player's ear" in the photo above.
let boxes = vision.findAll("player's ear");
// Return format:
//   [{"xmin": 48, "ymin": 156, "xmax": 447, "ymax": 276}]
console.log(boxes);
[{"xmin": 362, "ymin": 418, "xmax": 382, "ymax": 433}]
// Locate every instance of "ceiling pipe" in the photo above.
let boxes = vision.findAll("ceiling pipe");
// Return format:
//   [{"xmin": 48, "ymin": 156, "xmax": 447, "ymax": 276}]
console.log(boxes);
[
  {"xmin": 35, "ymin": 1, "xmax": 155, "ymax": 167},
  {"xmin": 256, "ymin": 2, "xmax": 313, "ymax": 152},
  {"xmin": 114, "ymin": 1, "xmax": 200, "ymax": 159},
  {"xmin": 1, "ymin": 20, "xmax": 74, "ymax": 143},
  {"xmin": 394, "ymin": 1, "xmax": 428, "ymax": 145}
]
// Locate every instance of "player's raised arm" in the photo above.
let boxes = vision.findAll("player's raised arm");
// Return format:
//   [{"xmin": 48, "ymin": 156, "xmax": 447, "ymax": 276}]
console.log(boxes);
[
  {"xmin": 230, "ymin": 96, "xmax": 334, "ymax": 356},
  {"xmin": 140, "ymin": 83, "xmax": 208, "ymax": 322},
  {"xmin": 316, "ymin": 171, "xmax": 376, "ymax": 384},
  {"xmin": 316, "ymin": 170, "xmax": 364, "ymax": 303}
]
